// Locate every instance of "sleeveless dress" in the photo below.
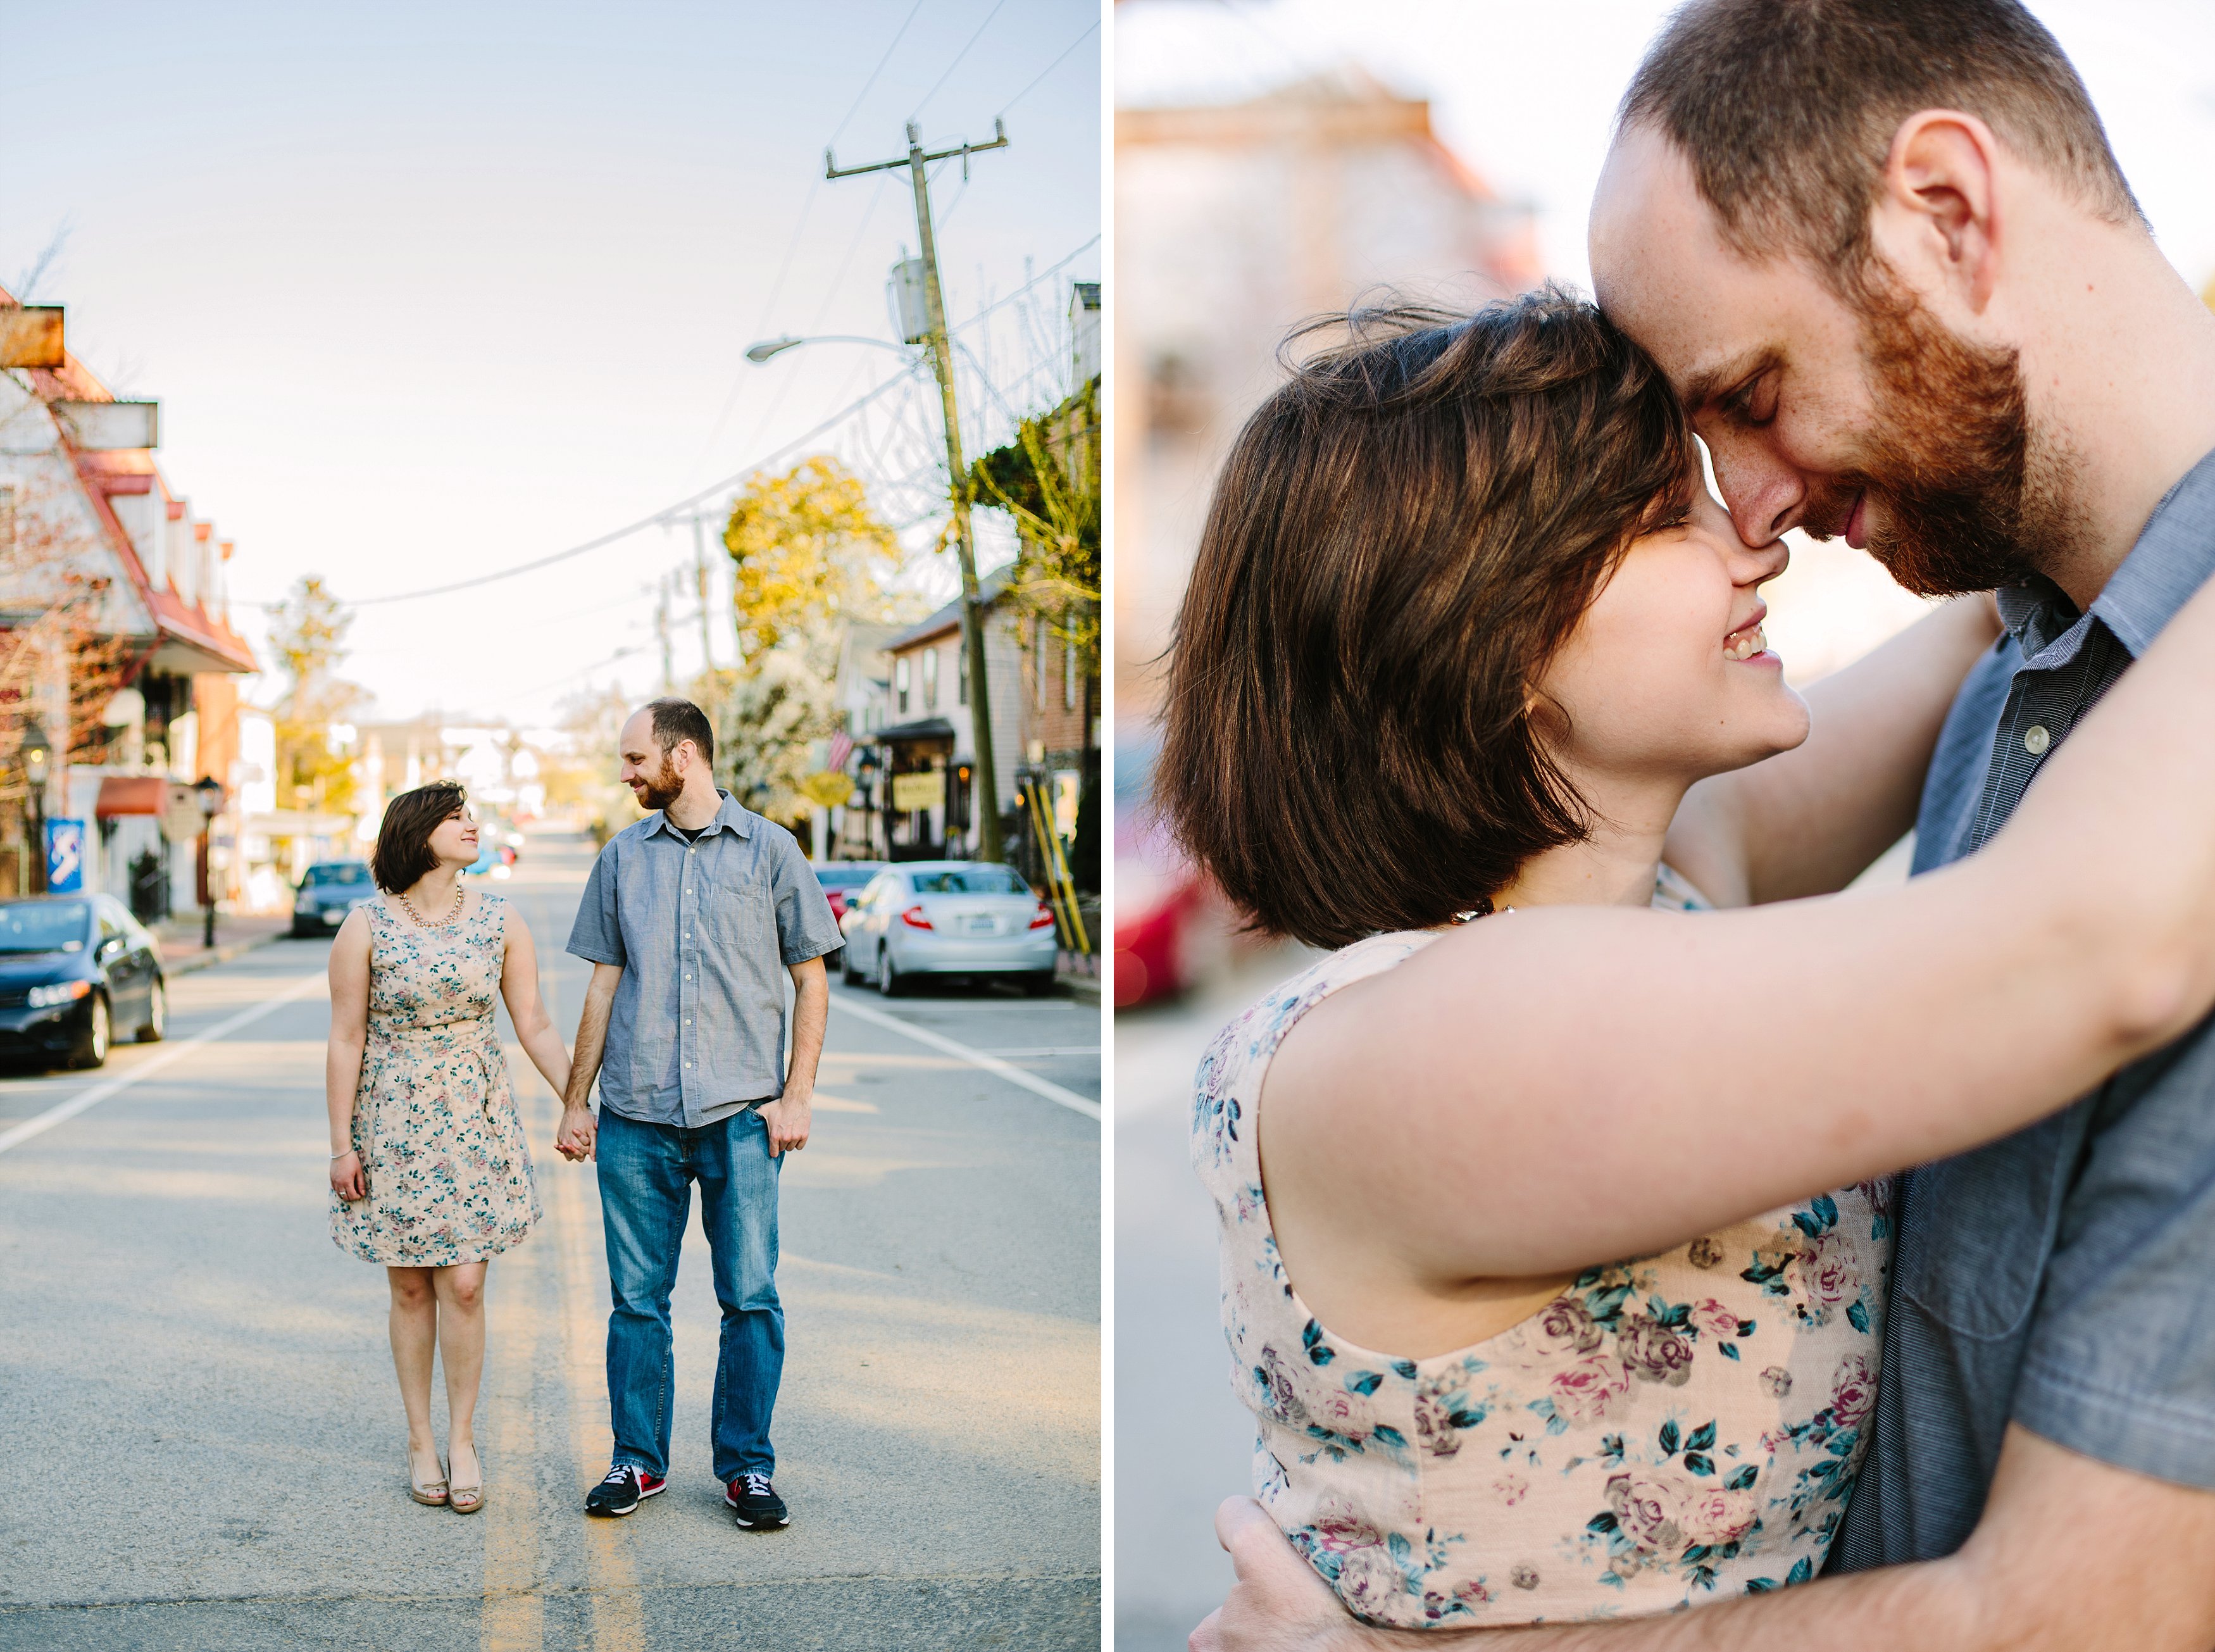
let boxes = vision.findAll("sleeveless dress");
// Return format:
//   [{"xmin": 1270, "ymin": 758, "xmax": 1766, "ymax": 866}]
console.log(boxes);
[
  {"xmin": 330, "ymin": 894, "xmax": 541, "ymax": 1267},
  {"xmin": 1192, "ymin": 870, "xmax": 1893, "ymax": 1629}
]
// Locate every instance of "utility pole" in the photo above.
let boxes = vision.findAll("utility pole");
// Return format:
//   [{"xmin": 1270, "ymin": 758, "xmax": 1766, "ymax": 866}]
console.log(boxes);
[
  {"xmin": 827, "ymin": 117, "xmax": 1009, "ymax": 863},
  {"xmin": 690, "ymin": 511, "xmax": 718, "ymax": 673}
]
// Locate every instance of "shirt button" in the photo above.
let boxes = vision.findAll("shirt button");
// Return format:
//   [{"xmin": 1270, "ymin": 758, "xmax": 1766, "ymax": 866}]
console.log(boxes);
[{"xmin": 2024, "ymin": 723, "xmax": 2051, "ymax": 756}]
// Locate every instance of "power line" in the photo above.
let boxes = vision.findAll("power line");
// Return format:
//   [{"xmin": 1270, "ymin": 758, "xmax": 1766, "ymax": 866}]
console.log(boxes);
[
  {"xmin": 234, "ymin": 364, "xmax": 926, "ymax": 611},
  {"xmin": 832, "ymin": 0, "xmax": 928, "ymax": 149},
  {"xmin": 910, "ymin": 0, "xmax": 1008, "ymax": 123},
  {"xmin": 998, "ymin": 17, "xmax": 1099, "ymax": 118},
  {"xmin": 232, "ymin": 232, "xmax": 1101, "ymax": 615},
  {"xmin": 683, "ymin": 0, "xmax": 930, "ymax": 484}
]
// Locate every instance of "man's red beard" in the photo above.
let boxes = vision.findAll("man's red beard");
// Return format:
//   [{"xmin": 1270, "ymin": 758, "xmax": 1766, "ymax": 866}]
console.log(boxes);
[
  {"xmin": 632, "ymin": 756, "xmax": 683, "ymax": 812},
  {"xmin": 1796, "ymin": 271, "xmax": 2080, "ymax": 599}
]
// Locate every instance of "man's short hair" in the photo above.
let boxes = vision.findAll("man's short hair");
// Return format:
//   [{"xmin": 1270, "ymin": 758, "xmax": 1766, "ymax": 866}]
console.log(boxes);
[
  {"xmin": 644, "ymin": 697, "xmax": 714, "ymax": 768},
  {"xmin": 1621, "ymin": 0, "xmax": 2140, "ymax": 291}
]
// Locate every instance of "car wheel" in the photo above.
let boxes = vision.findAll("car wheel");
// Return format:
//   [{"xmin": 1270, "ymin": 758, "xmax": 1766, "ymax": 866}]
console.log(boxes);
[
  {"xmin": 73, "ymin": 993, "xmax": 110, "ymax": 1070},
  {"xmin": 138, "ymin": 977, "xmax": 166, "ymax": 1042},
  {"xmin": 825, "ymin": 946, "xmax": 845, "ymax": 979},
  {"xmin": 877, "ymin": 947, "xmax": 904, "ymax": 998},
  {"xmin": 841, "ymin": 946, "xmax": 863, "ymax": 986}
]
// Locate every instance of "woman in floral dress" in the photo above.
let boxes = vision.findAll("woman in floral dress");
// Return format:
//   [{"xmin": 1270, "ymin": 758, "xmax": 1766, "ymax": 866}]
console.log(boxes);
[
  {"xmin": 326, "ymin": 781, "xmax": 572, "ymax": 1514},
  {"xmin": 1158, "ymin": 293, "xmax": 2215, "ymax": 1627}
]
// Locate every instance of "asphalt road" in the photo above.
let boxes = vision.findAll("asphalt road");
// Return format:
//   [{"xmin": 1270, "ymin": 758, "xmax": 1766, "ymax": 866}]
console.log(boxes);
[{"xmin": 0, "ymin": 829, "xmax": 1101, "ymax": 1651}]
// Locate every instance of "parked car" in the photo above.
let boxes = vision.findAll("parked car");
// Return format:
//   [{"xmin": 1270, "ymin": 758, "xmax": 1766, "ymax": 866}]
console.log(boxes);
[
  {"xmin": 837, "ymin": 860, "xmax": 1059, "ymax": 996},
  {"xmin": 292, "ymin": 860, "xmax": 380, "ymax": 937},
  {"xmin": 811, "ymin": 861, "xmax": 883, "ymax": 972},
  {"xmin": 0, "ymin": 894, "xmax": 165, "ymax": 1068}
]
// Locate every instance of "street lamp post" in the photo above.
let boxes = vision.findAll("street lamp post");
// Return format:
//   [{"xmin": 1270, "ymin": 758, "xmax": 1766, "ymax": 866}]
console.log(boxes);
[
  {"xmin": 856, "ymin": 748, "xmax": 880, "ymax": 861},
  {"xmin": 194, "ymin": 777, "xmax": 223, "ymax": 948},
  {"xmin": 21, "ymin": 718, "xmax": 51, "ymax": 896}
]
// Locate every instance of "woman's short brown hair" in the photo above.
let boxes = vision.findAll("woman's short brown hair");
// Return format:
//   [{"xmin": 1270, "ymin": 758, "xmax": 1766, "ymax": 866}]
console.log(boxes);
[
  {"xmin": 372, "ymin": 780, "xmax": 468, "ymax": 893},
  {"xmin": 1156, "ymin": 285, "xmax": 1694, "ymax": 951}
]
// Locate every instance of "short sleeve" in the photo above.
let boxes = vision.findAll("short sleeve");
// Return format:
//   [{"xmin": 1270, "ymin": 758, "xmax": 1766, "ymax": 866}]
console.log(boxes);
[
  {"xmin": 2011, "ymin": 1015, "xmax": 2215, "ymax": 1487},
  {"xmin": 768, "ymin": 835, "xmax": 843, "ymax": 965},
  {"xmin": 567, "ymin": 840, "xmax": 626, "ymax": 966}
]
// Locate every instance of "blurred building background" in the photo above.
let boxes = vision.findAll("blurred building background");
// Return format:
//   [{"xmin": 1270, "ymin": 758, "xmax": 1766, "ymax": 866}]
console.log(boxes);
[{"xmin": 1110, "ymin": 2, "xmax": 2215, "ymax": 1646}]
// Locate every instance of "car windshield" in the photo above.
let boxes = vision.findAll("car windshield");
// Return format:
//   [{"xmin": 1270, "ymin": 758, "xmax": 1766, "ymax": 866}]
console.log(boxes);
[
  {"xmin": 303, "ymin": 863, "xmax": 371, "ymax": 886},
  {"xmin": 0, "ymin": 900, "xmax": 90, "ymax": 954},
  {"xmin": 813, "ymin": 867, "xmax": 878, "ymax": 890},
  {"xmin": 908, "ymin": 867, "xmax": 1031, "ymax": 896}
]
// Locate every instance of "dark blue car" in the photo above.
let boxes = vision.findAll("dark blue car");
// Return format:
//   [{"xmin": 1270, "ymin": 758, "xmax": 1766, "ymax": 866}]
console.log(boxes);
[{"xmin": 0, "ymin": 894, "xmax": 166, "ymax": 1069}]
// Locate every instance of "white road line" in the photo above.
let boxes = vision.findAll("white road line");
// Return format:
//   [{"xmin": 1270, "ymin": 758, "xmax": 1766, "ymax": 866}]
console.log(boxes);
[
  {"xmin": 829, "ymin": 992, "xmax": 1102, "ymax": 1120},
  {"xmin": 0, "ymin": 972, "xmax": 326, "ymax": 1158}
]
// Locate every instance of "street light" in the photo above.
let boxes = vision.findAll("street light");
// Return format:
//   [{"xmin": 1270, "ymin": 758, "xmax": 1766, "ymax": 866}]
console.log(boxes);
[
  {"xmin": 856, "ymin": 748, "xmax": 880, "ymax": 860},
  {"xmin": 194, "ymin": 776, "xmax": 223, "ymax": 948},
  {"xmin": 20, "ymin": 718, "xmax": 49, "ymax": 895},
  {"xmin": 744, "ymin": 334, "xmax": 911, "ymax": 365}
]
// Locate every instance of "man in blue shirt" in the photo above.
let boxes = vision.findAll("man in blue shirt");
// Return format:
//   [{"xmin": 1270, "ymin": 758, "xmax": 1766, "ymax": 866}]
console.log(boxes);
[
  {"xmin": 1197, "ymin": 3, "xmax": 2215, "ymax": 1646},
  {"xmin": 558, "ymin": 697, "xmax": 841, "ymax": 1530}
]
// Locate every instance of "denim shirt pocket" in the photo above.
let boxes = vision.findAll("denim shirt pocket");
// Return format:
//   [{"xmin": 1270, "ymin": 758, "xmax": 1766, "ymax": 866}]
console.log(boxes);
[
  {"xmin": 1894, "ymin": 1111, "xmax": 2076, "ymax": 1340},
  {"xmin": 707, "ymin": 854, "xmax": 774, "ymax": 953}
]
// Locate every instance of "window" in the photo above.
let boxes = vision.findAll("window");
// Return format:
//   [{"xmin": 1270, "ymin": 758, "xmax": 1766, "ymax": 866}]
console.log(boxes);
[
  {"xmin": 1064, "ymin": 632, "xmax": 1077, "ymax": 711},
  {"xmin": 922, "ymin": 646, "xmax": 939, "ymax": 710},
  {"xmin": 895, "ymin": 655, "xmax": 910, "ymax": 713},
  {"xmin": 908, "ymin": 865, "xmax": 1030, "ymax": 896},
  {"xmin": 958, "ymin": 642, "xmax": 968, "ymax": 706},
  {"xmin": 1034, "ymin": 616, "xmax": 1048, "ymax": 709}
]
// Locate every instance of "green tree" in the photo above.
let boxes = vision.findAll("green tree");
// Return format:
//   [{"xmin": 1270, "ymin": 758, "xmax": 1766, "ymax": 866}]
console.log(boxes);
[
  {"xmin": 969, "ymin": 376, "xmax": 1101, "ymax": 676},
  {"xmin": 268, "ymin": 575, "xmax": 363, "ymax": 816},
  {"xmin": 718, "ymin": 456, "xmax": 913, "ymax": 824}
]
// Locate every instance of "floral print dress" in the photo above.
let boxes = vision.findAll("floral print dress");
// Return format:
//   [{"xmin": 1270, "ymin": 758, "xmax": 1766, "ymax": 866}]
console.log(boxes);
[
  {"xmin": 1192, "ymin": 870, "xmax": 1892, "ymax": 1629},
  {"xmin": 330, "ymin": 894, "xmax": 540, "ymax": 1267}
]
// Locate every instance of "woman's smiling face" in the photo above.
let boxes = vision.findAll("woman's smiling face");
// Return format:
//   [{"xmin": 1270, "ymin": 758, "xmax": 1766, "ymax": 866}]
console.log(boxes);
[
  {"xmin": 426, "ymin": 805, "xmax": 480, "ymax": 869},
  {"xmin": 1534, "ymin": 466, "xmax": 1810, "ymax": 789}
]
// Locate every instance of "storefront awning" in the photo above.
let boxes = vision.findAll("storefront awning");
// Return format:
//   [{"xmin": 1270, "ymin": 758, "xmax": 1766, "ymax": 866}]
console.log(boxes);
[
  {"xmin": 94, "ymin": 776, "xmax": 169, "ymax": 818},
  {"xmin": 875, "ymin": 717, "xmax": 957, "ymax": 744}
]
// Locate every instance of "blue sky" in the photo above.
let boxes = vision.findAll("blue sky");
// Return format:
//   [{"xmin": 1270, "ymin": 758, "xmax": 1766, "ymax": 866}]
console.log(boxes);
[{"xmin": 2, "ymin": 0, "xmax": 1102, "ymax": 723}]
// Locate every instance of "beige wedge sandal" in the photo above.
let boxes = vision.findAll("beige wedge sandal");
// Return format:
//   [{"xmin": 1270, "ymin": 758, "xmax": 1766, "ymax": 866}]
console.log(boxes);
[
  {"xmin": 408, "ymin": 1449, "xmax": 449, "ymax": 1508},
  {"xmin": 446, "ymin": 1447, "xmax": 483, "ymax": 1515}
]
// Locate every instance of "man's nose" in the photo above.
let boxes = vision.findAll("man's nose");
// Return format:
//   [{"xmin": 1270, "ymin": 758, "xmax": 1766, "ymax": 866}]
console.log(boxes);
[{"xmin": 1710, "ymin": 441, "xmax": 1807, "ymax": 548}]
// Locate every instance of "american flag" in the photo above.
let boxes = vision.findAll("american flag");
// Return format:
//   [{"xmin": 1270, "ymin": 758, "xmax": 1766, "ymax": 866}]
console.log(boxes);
[{"xmin": 828, "ymin": 729, "xmax": 854, "ymax": 773}]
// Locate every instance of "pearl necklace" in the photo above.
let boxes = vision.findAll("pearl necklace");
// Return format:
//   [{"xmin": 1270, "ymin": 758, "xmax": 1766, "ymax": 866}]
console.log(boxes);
[{"xmin": 397, "ymin": 882, "xmax": 466, "ymax": 929}]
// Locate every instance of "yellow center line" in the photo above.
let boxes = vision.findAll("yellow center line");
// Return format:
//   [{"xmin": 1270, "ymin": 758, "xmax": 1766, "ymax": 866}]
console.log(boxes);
[
  {"xmin": 551, "ymin": 1093, "xmax": 647, "ymax": 1651},
  {"xmin": 480, "ymin": 1161, "xmax": 545, "ymax": 1652},
  {"xmin": 533, "ymin": 908, "xmax": 648, "ymax": 1651}
]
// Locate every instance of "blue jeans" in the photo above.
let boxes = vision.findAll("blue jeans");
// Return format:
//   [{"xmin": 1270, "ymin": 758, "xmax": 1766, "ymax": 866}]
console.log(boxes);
[{"xmin": 596, "ymin": 1104, "xmax": 783, "ymax": 1482}]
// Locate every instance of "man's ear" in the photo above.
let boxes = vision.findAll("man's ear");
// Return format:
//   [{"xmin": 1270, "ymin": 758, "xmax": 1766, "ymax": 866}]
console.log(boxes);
[{"xmin": 1869, "ymin": 109, "xmax": 2004, "ymax": 313}]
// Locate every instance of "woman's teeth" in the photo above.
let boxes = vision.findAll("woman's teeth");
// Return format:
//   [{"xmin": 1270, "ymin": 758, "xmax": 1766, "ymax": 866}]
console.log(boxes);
[{"xmin": 1725, "ymin": 627, "xmax": 1767, "ymax": 661}]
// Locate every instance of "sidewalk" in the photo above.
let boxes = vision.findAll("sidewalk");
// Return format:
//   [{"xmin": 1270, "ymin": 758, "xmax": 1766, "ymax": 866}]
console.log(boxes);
[
  {"xmin": 151, "ymin": 911, "xmax": 292, "ymax": 977},
  {"xmin": 1058, "ymin": 947, "xmax": 1102, "ymax": 1006}
]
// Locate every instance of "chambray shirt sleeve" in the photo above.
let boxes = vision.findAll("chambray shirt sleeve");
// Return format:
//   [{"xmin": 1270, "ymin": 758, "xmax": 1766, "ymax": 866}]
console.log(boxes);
[
  {"xmin": 768, "ymin": 834, "xmax": 844, "ymax": 965},
  {"xmin": 2011, "ymin": 1015, "xmax": 2215, "ymax": 1488},
  {"xmin": 566, "ymin": 840, "xmax": 627, "ymax": 967}
]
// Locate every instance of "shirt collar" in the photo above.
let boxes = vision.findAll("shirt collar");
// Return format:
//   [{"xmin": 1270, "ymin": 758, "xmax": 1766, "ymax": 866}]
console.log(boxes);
[
  {"xmin": 647, "ymin": 789, "xmax": 754, "ymax": 841},
  {"xmin": 1994, "ymin": 442, "xmax": 2215, "ymax": 666}
]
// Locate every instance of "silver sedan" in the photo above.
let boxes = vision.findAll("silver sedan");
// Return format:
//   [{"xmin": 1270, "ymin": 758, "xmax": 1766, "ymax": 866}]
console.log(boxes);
[{"xmin": 837, "ymin": 860, "xmax": 1060, "ymax": 996}]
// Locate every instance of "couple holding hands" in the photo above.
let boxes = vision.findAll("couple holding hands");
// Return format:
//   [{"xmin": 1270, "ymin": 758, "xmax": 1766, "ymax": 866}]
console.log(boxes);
[
  {"xmin": 1168, "ymin": 1, "xmax": 2215, "ymax": 1648},
  {"xmin": 322, "ymin": 696, "xmax": 841, "ymax": 1533}
]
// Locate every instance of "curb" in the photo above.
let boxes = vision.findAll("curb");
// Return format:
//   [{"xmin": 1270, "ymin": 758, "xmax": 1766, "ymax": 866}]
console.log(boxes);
[
  {"xmin": 162, "ymin": 929, "xmax": 289, "ymax": 980},
  {"xmin": 1058, "ymin": 967, "xmax": 1102, "ymax": 1009}
]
